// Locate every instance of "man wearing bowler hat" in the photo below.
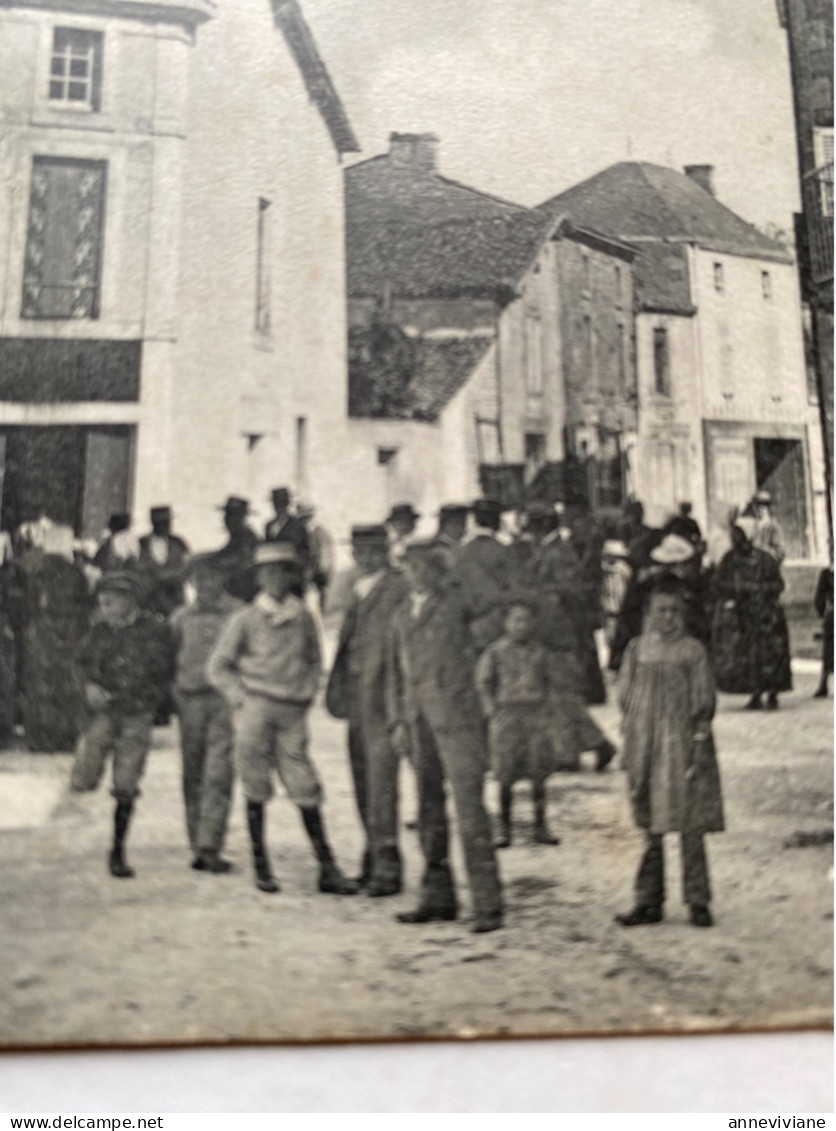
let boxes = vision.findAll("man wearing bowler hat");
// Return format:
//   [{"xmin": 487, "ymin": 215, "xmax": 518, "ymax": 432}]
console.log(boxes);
[
  {"xmin": 387, "ymin": 540, "xmax": 503, "ymax": 933},
  {"xmin": 138, "ymin": 506, "xmax": 190, "ymax": 618},
  {"xmin": 215, "ymin": 496, "xmax": 259, "ymax": 603},
  {"xmin": 209, "ymin": 542, "xmax": 356, "ymax": 896},
  {"xmin": 71, "ymin": 571, "xmax": 176, "ymax": 878},
  {"xmin": 450, "ymin": 497, "xmax": 512, "ymax": 653},
  {"xmin": 265, "ymin": 487, "xmax": 310, "ymax": 568},
  {"xmin": 325, "ymin": 525, "xmax": 409, "ymax": 894},
  {"xmin": 431, "ymin": 504, "xmax": 470, "ymax": 567},
  {"xmin": 386, "ymin": 503, "xmax": 420, "ymax": 569}
]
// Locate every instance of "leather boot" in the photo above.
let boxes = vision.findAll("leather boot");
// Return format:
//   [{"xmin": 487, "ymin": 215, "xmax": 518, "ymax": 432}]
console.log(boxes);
[
  {"xmin": 533, "ymin": 784, "xmax": 560, "ymax": 845},
  {"xmin": 192, "ymin": 848, "xmax": 233, "ymax": 874},
  {"xmin": 109, "ymin": 800, "xmax": 135, "ymax": 879},
  {"xmin": 495, "ymin": 784, "xmax": 512, "ymax": 848},
  {"xmin": 300, "ymin": 807, "xmax": 358, "ymax": 895},
  {"xmin": 246, "ymin": 800, "xmax": 280, "ymax": 893}
]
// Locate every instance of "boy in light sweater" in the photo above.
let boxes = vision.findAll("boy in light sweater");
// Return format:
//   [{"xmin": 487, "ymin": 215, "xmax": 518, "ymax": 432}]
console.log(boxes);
[{"xmin": 208, "ymin": 542, "xmax": 356, "ymax": 896}]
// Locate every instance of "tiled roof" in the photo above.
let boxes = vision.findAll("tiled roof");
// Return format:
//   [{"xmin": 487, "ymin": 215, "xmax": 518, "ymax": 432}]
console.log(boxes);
[
  {"xmin": 347, "ymin": 211, "xmax": 552, "ymax": 300},
  {"xmin": 346, "ymin": 152, "xmax": 526, "ymax": 227},
  {"xmin": 407, "ymin": 336, "xmax": 494, "ymax": 420},
  {"xmin": 537, "ymin": 161, "xmax": 791, "ymax": 264},
  {"xmin": 348, "ymin": 326, "xmax": 493, "ymax": 422}
]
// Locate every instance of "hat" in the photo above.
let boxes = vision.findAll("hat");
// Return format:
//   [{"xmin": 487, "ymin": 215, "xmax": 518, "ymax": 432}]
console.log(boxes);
[
  {"xmin": 218, "ymin": 495, "xmax": 249, "ymax": 514},
  {"xmin": 150, "ymin": 506, "xmax": 171, "ymax": 521},
  {"xmin": 97, "ymin": 570, "xmax": 142, "ymax": 598},
  {"xmin": 297, "ymin": 501, "xmax": 315, "ymax": 519},
  {"xmin": 438, "ymin": 504, "xmax": 470, "ymax": 520},
  {"xmin": 351, "ymin": 524, "xmax": 389, "ymax": 545},
  {"xmin": 472, "ymin": 497, "xmax": 503, "ymax": 515},
  {"xmin": 269, "ymin": 487, "xmax": 291, "ymax": 504},
  {"xmin": 254, "ymin": 542, "xmax": 299, "ymax": 567},
  {"xmin": 603, "ymin": 539, "xmax": 628, "ymax": 558},
  {"xmin": 387, "ymin": 503, "xmax": 420, "ymax": 522},
  {"xmin": 755, "ymin": 490, "xmax": 772, "ymax": 504},
  {"xmin": 650, "ymin": 534, "xmax": 697, "ymax": 565},
  {"xmin": 108, "ymin": 513, "xmax": 131, "ymax": 533}
]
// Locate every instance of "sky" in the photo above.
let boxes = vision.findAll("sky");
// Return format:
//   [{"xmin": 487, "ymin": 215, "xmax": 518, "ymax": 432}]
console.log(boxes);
[{"xmin": 303, "ymin": 0, "xmax": 801, "ymax": 233}]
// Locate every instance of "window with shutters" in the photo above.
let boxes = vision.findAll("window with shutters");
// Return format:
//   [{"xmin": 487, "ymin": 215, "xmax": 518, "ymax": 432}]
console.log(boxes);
[
  {"xmin": 48, "ymin": 28, "xmax": 103, "ymax": 112},
  {"xmin": 21, "ymin": 157, "xmax": 107, "ymax": 320}
]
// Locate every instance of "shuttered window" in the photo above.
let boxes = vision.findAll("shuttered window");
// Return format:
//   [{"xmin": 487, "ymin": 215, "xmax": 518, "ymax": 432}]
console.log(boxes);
[{"xmin": 21, "ymin": 157, "xmax": 107, "ymax": 320}]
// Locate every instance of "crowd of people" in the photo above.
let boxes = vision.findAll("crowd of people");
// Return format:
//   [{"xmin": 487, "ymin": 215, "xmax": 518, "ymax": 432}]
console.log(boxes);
[{"xmin": 0, "ymin": 483, "xmax": 830, "ymax": 935}]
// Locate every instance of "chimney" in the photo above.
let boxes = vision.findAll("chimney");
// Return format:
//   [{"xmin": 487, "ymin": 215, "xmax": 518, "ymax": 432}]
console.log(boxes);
[
  {"xmin": 684, "ymin": 164, "xmax": 715, "ymax": 196},
  {"xmin": 389, "ymin": 132, "xmax": 439, "ymax": 173}
]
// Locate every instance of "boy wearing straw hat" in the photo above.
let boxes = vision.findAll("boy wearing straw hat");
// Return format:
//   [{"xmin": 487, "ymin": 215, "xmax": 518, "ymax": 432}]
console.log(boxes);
[{"xmin": 209, "ymin": 542, "xmax": 356, "ymax": 896}]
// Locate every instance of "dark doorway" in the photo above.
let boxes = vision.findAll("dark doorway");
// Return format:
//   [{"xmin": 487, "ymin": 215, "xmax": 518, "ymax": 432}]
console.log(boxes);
[
  {"xmin": 754, "ymin": 437, "xmax": 808, "ymax": 559},
  {"xmin": 0, "ymin": 425, "xmax": 133, "ymax": 538}
]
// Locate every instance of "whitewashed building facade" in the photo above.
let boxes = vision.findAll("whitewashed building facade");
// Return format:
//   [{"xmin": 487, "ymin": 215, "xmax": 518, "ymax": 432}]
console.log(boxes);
[{"xmin": 0, "ymin": 0, "xmax": 359, "ymax": 549}]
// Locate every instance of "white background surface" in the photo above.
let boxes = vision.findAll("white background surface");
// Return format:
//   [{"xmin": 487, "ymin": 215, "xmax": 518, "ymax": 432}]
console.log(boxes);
[{"xmin": 1, "ymin": 1031, "xmax": 832, "ymax": 1113}]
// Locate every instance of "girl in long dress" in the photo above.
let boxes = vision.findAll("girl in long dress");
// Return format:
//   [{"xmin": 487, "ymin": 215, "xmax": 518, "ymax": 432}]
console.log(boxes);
[{"xmin": 615, "ymin": 576, "xmax": 725, "ymax": 929}]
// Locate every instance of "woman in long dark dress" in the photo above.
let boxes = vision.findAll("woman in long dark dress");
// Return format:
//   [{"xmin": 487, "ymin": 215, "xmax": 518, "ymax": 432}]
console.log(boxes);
[
  {"xmin": 19, "ymin": 546, "xmax": 91, "ymax": 751},
  {"xmin": 710, "ymin": 518, "xmax": 792, "ymax": 710}
]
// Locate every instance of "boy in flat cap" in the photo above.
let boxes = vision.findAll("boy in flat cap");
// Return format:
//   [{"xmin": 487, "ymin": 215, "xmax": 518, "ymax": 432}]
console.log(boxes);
[
  {"xmin": 71, "ymin": 572, "xmax": 176, "ymax": 878},
  {"xmin": 171, "ymin": 553, "xmax": 242, "ymax": 873},
  {"xmin": 387, "ymin": 541, "xmax": 503, "ymax": 933},
  {"xmin": 209, "ymin": 543, "xmax": 356, "ymax": 896},
  {"xmin": 326, "ymin": 524, "xmax": 409, "ymax": 894}
]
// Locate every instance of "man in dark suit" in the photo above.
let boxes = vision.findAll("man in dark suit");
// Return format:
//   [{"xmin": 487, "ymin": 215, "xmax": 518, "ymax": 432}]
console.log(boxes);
[
  {"xmin": 138, "ymin": 506, "xmax": 190, "ymax": 618},
  {"xmin": 430, "ymin": 503, "xmax": 470, "ymax": 567},
  {"xmin": 215, "ymin": 496, "xmax": 259, "ymax": 603},
  {"xmin": 449, "ymin": 497, "xmax": 512, "ymax": 653},
  {"xmin": 326, "ymin": 525, "xmax": 409, "ymax": 895},
  {"xmin": 386, "ymin": 541, "xmax": 503, "ymax": 933},
  {"xmin": 265, "ymin": 488, "xmax": 310, "ymax": 567}
]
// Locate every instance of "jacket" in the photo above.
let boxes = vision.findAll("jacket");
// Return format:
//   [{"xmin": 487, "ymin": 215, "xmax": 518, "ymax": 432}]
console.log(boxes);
[
  {"xmin": 326, "ymin": 569, "xmax": 408, "ymax": 720},
  {"xmin": 449, "ymin": 534, "xmax": 512, "ymax": 652},
  {"xmin": 386, "ymin": 587, "xmax": 482, "ymax": 732},
  {"xmin": 77, "ymin": 611, "xmax": 175, "ymax": 716}
]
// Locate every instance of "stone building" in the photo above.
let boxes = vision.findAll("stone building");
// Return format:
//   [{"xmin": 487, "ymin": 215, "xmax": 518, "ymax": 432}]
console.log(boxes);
[
  {"xmin": 0, "ymin": 0, "xmax": 358, "ymax": 549},
  {"xmin": 345, "ymin": 134, "xmax": 637, "ymax": 522},
  {"xmin": 776, "ymin": 0, "xmax": 833, "ymax": 549},
  {"xmin": 539, "ymin": 161, "xmax": 828, "ymax": 561}
]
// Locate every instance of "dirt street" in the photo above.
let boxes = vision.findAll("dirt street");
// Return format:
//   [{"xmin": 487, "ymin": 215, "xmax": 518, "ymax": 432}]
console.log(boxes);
[{"xmin": 1, "ymin": 666, "xmax": 832, "ymax": 1049}]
